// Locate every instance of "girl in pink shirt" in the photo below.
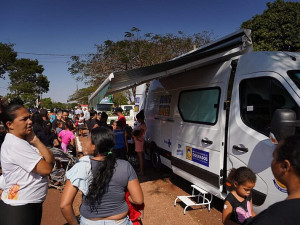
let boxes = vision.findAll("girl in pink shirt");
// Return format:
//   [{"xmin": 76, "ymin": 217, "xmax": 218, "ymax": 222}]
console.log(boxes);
[{"xmin": 58, "ymin": 121, "xmax": 75, "ymax": 153}]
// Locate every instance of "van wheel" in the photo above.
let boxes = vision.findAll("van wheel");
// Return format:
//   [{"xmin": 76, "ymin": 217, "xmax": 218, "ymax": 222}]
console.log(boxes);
[{"xmin": 151, "ymin": 151, "xmax": 161, "ymax": 170}]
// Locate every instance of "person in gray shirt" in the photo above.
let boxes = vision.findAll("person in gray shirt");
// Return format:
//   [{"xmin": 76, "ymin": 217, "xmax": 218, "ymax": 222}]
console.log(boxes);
[{"xmin": 60, "ymin": 126, "xmax": 144, "ymax": 225}]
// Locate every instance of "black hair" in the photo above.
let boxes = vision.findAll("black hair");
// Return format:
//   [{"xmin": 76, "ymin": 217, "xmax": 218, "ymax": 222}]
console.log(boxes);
[
  {"xmin": 115, "ymin": 107, "xmax": 123, "ymax": 113},
  {"xmin": 86, "ymin": 126, "xmax": 116, "ymax": 207},
  {"xmin": 124, "ymin": 125, "xmax": 133, "ymax": 139},
  {"xmin": 136, "ymin": 110, "xmax": 145, "ymax": 121},
  {"xmin": 31, "ymin": 112, "xmax": 43, "ymax": 125},
  {"xmin": 227, "ymin": 167, "xmax": 256, "ymax": 186},
  {"xmin": 116, "ymin": 120, "xmax": 123, "ymax": 128},
  {"xmin": 101, "ymin": 112, "xmax": 108, "ymax": 119},
  {"xmin": 39, "ymin": 108, "xmax": 48, "ymax": 118},
  {"xmin": 65, "ymin": 120, "xmax": 73, "ymax": 130},
  {"xmin": 277, "ymin": 135, "xmax": 300, "ymax": 177},
  {"xmin": 90, "ymin": 110, "xmax": 96, "ymax": 118},
  {"xmin": 77, "ymin": 152, "xmax": 84, "ymax": 157},
  {"xmin": 0, "ymin": 103, "xmax": 25, "ymax": 130}
]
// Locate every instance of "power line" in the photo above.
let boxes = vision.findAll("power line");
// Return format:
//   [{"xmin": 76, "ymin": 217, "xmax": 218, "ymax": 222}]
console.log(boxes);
[{"xmin": 17, "ymin": 51, "xmax": 91, "ymax": 57}]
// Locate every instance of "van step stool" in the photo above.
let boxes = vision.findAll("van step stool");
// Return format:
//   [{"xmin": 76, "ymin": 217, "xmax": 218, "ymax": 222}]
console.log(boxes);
[{"xmin": 174, "ymin": 184, "xmax": 213, "ymax": 215}]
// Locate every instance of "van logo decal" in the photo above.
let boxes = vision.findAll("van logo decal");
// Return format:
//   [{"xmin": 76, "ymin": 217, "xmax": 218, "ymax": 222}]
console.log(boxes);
[
  {"xmin": 186, "ymin": 146, "xmax": 209, "ymax": 167},
  {"xmin": 164, "ymin": 139, "xmax": 172, "ymax": 148},
  {"xmin": 177, "ymin": 149, "xmax": 183, "ymax": 155},
  {"xmin": 273, "ymin": 179, "xmax": 287, "ymax": 193}
]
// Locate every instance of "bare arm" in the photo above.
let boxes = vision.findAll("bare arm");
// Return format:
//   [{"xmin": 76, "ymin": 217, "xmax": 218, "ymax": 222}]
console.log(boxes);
[
  {"xmin": 60, "ymin": 180, "xmax": 79, "ymax": 225},
  {"xmin": 70, "ymin": 139, "xmax": 75, "ymax": 147},
  {"xmin": 250, "ymin": 199, "xmax": 256, "ymax": 217},
  {"xmin": 127, "ymin": 178, "xmax": 144, "ymax": 205},
  {"xmin": 222, "ymin": 200, "xmax": 239, "ymax": 225},
  {"xmin": 27, "ymin": 132, "xmax": 55, "ymax": 176}
]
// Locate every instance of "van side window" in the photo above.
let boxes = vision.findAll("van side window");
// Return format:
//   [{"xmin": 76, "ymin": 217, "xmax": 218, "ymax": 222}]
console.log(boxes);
[
  {"xmin": 240, "ymin": 77, "xmax": 299, "ymax": 136},
  {"xmin": 178, "ymin": 88, "xmax": 220, "ymax": 125}
]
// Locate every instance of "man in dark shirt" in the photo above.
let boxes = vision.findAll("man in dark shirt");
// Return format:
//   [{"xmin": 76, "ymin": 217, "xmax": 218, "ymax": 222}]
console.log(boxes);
[
  {"xmin": 87, "ymin": 111, "xmax": 97, "ymax": 133},
  {"xmin": 52, "ymin": 110, "xmax": 62, "ymax": 130},
  {"xmin": 95, "ymin": 112, "xmax": 113, "ymax": 130}
]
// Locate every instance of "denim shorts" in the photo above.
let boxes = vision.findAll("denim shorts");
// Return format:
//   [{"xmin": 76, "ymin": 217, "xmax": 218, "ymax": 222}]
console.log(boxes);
[{"xmin": 80, "ymin": 215, "xmax": 132, "ymax": 225}]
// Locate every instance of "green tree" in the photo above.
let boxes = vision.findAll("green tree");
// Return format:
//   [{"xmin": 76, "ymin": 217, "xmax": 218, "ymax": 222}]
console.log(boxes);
[
  {"xmin": 113, "ymin": 92, "xmax": 128, "ymax": 106},
  {"xmin": 8, "ymin": 58, "xmax": 50, "ymax": 106},
  {"xmin": 52, "ymin": 102, "xmax": 66, "ymax": 110},
  {"xmin": 67, "ymin": 86, "xmax": 97, "ymax": 105},
  {"xmin": 68, "ymin": 28, "xmax": 216, "ymax": 102},
  {"xmin": 0, "ymin": 43, "xmax": 17, "ymax": 79},
  {"xmin": 241, "ymin": 0, "xmax": 300, "ymax": 51},
  {"xmin": 40, "ymin": 97, "xmax": 53, "ymax": 109}
]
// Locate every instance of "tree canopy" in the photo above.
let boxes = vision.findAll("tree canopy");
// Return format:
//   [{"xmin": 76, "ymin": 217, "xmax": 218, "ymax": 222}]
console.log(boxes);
[
  {"xmin": 68, "ymin": 28, "xmax": 216, "ymax": 102},
  {"xmin": 0, "ymin": 43, "xmax": 17, "ymax": 79},
  {"xmin": 68, "ymin": 86, "xmax": 97, "ymax": 105},
  {"xmin": 113, "ymin": 92, "xmax": 129, "ymax": 106},
  {"xmin": 0, "ymin": 43, "xmax": 50, "ymax": 106},
  {"xmin": 8, "ymin": 58, "xmax": 50, "ymax": 106},
  {"xmin": 241, "ymin": 0, "xmax": 300, "ymax": 51},
  {"xmin": 39, "ymin": 97, "xmax": 77, "ymax": 109}
]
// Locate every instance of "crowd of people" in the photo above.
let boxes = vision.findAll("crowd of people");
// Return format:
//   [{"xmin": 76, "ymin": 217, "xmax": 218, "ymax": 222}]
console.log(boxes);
[
  {"xmin": 0, "ymin": 102, "xmax": 147, "ymax": 225},
  {"xmin": 1, "ymin": 101, "xmax": 300, "ymax": 225}
]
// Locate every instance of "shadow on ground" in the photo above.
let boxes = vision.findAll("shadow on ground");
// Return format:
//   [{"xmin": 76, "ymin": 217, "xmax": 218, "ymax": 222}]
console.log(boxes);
[{"xmin": 136, "ymin": 159, "xmax": 224, "ymax": 213}]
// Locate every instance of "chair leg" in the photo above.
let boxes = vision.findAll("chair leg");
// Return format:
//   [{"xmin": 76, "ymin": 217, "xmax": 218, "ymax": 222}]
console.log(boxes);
[
  {"xmin": 184, "ymin": 206, "xmax": 189, "ymax": 215},
  {"xmin": 174, "ymin": 197, "xmax": 178, "ymax": 207}
]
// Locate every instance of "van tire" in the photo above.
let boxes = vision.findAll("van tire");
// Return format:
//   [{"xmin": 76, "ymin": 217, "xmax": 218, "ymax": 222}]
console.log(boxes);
[{"xmin": 151, "ymin": 150, "xmax": 162, "ymax": 170}]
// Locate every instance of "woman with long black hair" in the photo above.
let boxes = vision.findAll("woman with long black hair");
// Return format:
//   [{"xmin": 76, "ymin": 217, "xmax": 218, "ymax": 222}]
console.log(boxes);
[{"xmin": 60, "ymin": 126, "xmax": 143, "ymax": 225}]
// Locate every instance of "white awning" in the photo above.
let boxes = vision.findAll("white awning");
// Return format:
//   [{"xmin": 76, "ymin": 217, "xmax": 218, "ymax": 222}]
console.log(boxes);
[{"xmin": 89, "ymin": 29, "xmax": 252, "ymax": 108}]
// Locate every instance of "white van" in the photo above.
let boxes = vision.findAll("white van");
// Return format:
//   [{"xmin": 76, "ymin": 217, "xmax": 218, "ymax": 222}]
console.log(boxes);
[
  {"xmin": 88, "ymin": 29, "xmax": 300, "ymax": 212},
  {"xmin": 121, "ymin": 105, "xmax": 135, "ymax": 112},
  {"xmin": 144, "ymin": 40, "xmax": 300, "ymax": 212}
]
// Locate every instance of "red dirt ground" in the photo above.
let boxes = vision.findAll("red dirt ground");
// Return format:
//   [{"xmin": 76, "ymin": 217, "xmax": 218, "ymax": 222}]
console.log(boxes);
[{"xmin": 40, "ymin": 132, "xmax": 224, "ymax": 225}]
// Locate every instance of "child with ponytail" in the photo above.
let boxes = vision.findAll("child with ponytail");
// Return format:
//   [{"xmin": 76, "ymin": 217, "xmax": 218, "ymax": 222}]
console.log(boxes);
[{"xmin": 222, "ymin": 167, "xmax": 256, "ymax": 225}]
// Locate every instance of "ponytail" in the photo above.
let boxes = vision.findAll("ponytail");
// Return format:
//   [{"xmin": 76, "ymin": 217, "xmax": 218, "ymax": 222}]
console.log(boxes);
[{"xmin": 86, "ymin": 126, "xmax": 116, "ymax": 207}]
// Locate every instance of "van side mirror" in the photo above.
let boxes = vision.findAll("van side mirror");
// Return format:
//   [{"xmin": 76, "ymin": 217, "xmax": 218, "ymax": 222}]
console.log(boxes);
[{"xmin": 270, "ymin": 109, "xmax": 297, "ymax": 142}]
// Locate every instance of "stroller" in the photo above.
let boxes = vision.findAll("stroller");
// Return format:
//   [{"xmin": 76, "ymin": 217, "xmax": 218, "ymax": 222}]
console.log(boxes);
[{"xmin": 48, "ymin": 147, "xmax": 77, "ymax": 191}]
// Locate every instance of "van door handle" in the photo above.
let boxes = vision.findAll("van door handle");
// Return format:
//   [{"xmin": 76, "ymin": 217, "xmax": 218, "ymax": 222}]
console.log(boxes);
[
  {"xmin": 233, "ymin": 145, "xmax": 248, "ymax": 152},
  {"xmin": 201, "ymin": 139, "xmax": 213, "ymax": 144}
]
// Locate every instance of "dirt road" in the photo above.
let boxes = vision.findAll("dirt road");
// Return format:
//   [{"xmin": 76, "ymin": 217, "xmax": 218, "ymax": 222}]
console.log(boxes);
[{"xmin": 41, "ymin": 134, "xmax": 223, "ymax": 225}]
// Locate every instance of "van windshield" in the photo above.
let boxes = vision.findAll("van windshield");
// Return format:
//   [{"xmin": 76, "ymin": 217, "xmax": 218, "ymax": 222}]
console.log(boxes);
[
  {"xmin": 288, "ymin": 70, "xmax": 300, "ymax": 89},
  {"xmin": 96, "ymin": 104, "xmax": 113, "ymax": 111}
]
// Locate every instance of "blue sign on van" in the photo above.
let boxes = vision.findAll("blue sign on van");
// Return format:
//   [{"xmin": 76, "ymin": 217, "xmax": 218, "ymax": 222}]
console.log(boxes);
[{"xmin": 186, "ymin": 146, "xmax": 209, "ymax": 167}]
